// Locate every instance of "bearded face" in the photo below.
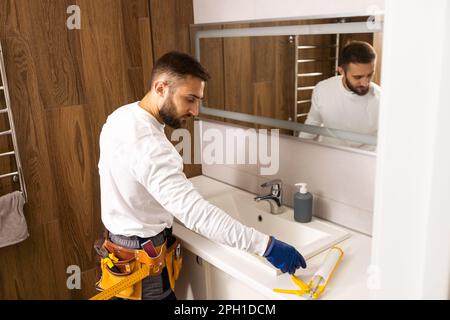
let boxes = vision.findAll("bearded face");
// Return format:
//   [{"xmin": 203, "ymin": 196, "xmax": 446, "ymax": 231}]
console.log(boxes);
[
  {"xmin": 344, "ymin": 73, "xmax": 371, "ymax": 96},
  {"xmin": 340, "ymin": 62, "xmax": 376, "ymax": 96},
  {"xmin": 159, "ymin": 93, "xmax": 189, "ymax": 129},
  {"xmin": 157, "ymin": 75, "xmax": 205, "ymax": 129}
]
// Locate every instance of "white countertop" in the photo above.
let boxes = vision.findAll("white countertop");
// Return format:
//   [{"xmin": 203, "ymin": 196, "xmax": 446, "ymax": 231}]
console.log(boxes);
[{"xmin": 174, "ymin": 175, "xmax": 373, "ymax": 300}]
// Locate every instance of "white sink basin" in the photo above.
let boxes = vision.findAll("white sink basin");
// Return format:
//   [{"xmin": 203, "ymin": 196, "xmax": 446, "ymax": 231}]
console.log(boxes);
[{"xmin": 189, "ymin": 176, "xmax": 351, "ymax": 276}]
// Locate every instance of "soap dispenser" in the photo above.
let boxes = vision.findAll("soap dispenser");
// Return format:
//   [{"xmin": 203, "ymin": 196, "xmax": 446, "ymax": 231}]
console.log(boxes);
[{"xmin": 294, "ymin": 183, "xmax": 313, "ymax": 223}]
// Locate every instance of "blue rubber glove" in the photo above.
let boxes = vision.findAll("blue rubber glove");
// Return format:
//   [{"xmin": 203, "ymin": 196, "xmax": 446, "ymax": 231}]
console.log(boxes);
[{"xmin": 264, "ymin": 236, "xmax": 307, "ymax": 274}]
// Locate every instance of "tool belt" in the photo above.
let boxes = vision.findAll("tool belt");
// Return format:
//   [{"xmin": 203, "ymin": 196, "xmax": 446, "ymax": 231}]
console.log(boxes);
[{"xmin": 91, "ymin": 233, "xmax": 182, "ymax": 300}]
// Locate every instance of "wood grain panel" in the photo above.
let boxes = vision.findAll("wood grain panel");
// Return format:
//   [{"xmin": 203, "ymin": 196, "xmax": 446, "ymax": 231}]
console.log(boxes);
[
  {"xmin": 198, "ymin": 37, "xmax": 225, "ymax": 123},
  {"xmin": 13, "ymin": 0, "xmax": 85, "ymax": 109},
  {"xmin": 139, "ymin": 17, "xmax": 154, "ymax": 93},
  {"xmin": 223, "ymin": 24, "xmax": 253, "ymax": 116},
  {"xmin": 127, "ymin": 66, "xmax": 145, "ymax": 102},
  {"xmin": 221, "ymin": 24, "xmax": 295, "ymax": 127},
  {"xmin": 373, "ymin": 32, "xmax": 383, "ymax": 85},
  {"xmin": 200, "ymin": 38, "xmax": 224, "ymax": 110},
  {"xmin": 275, "ymin": 36, "xmax": 295, "ymax": 123},
  {"xmin": 45, "ymin": 105, "xmax": 102, "ymax": 271},
  {"xmin": 121, "ymin": 0, "xmax": 151, "ymax": 101},
  {"xmin": 251, "ymin": 36, "xmax": 276, "ymax": 83},
  {"xmin": 121, "ymin": 0, "xmax": 151, "ymax": 68},
  {"xmin": 0, "ymin": 220, "xmax": 70, "ymax": 299},
  {"xmin": 69, "ymin": 267, "xmax": 100, "ymax": 300},
  {"xmin": 253, "ymin": 81, "xmax": 275, "ymax": 117},
  {"xmin": 77, "ymin": 0, "xmax": 132, "ymax": 157},
  {"xmin": 150, "ymin": 0, "xmax": 194, "ymax": 58},
  {"xmin": 0, "ymin": 245, "xmax": 20, "ymax": 299}
]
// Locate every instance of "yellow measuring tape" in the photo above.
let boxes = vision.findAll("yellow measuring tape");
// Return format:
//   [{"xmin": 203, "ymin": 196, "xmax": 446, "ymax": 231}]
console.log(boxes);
[{"xmin": 89, "ymin": 264, "xmax": 150, "ymax": 300}]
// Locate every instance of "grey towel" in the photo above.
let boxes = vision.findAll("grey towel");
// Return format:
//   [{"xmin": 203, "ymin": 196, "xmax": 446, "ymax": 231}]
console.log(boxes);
[{"xmin": 0, "ymin": 191, "xmax": 29, "ymax": 248}]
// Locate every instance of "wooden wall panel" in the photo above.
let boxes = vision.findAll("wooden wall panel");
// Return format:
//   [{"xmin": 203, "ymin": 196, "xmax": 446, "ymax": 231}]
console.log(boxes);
[
  {"xmin": 274, "ymin": 36, "xmax": 295, "ymax": 124},
  {"xmin": 200, "ymin": 38, "xmax": 225, "ymax": 110},
  {"xmin": 150, "ymin": 0, "xmax": 194, "ymax": 58},
  {"xmin": 77, "ymin": 0, "xmax": 133, "ymax": 156},
  {"xmin": 253, "ymin": 81, "xmax": 275, "ymax": 117},
  {"xmin": 139, "ymin": 17, "xmax": 154, "ymax": 92},
  {"xmin": 0, "ymin": 220, "xmax": 70, "ymax": 299},
  {"xmin": 10, "ymin": 220, "xmax": 71, "ymax": 299},
  {"xmin": 0, "ymin": 0, "xmax": 157, "ymax": 299},
  {"xmin": 13, "ymin": 0, "xmax": 85, "ymax": 109},
  {"xmin": 121, "ymin": 0, "xmax": 151, "ymax": 68},
  {"xmin": 121, "ymin": 0, "xmax": 152, "ymax": 98},
  {"xmin": 149, "ymin": 0, "xmax": 201, "ymax": 178},
  {"xmin": 196, "ymin": 22, "xmax": 296, "ymax": 131},
  {"xmin": 373, "ymin": 32, "xmax": 383, "ymax": 85},
  {"xmin": 0, "ymin": 245, "xmax": 19, "ymax": 299},
  {"xmin": 45, "ymin": 106, "xmax": 101, "ymax": 271},
  {"xmin": 198, "ymin": 36, "xmax": 225, "ymax": 124},
  {"xmin": 223, "ymin": 26, "xmax": 252, "ymax": 116}
]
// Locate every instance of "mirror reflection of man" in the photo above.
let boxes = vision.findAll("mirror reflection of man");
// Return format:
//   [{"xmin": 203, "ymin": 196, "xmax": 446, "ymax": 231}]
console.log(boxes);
[{"xmin": 299, "ymin": 41, "xmax": 380, "ymax": 150}]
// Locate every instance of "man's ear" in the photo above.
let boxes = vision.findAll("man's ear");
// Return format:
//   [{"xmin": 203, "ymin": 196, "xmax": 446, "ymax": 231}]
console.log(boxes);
[
  {"xmin": 337, "ymin": 66, "xmax": 345, "ymax": 76},
  {"xmin": 154, "ymin": 80, "xmax": 167, "ymax": 98}
]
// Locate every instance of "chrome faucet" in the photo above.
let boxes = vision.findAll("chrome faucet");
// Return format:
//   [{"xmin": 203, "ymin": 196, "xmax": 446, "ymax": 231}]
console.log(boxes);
[{"xmin": 254, "ymin": 179, "xmax": 284, "ymax": 214}]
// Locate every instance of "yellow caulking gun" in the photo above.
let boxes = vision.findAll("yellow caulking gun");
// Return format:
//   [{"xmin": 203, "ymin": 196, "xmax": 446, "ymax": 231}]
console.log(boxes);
[{"xmin": 273, "ymin": 246, "xmax": 344, "ymax": 299}]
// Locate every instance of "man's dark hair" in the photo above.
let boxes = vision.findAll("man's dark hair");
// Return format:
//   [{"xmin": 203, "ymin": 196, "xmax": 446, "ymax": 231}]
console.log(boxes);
[
  {"xmin": 150, "ymin": 51, "xmax": 210, "ymax": 89},
  {"xmin": 339, "ymin": 41, "xmax": 377, "ymax": 70}
]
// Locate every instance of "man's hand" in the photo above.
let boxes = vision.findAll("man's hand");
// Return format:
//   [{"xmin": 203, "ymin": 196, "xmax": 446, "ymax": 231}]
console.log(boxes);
[{"xmin": 264, "ymin": 236, "xmax": 307, "ymax": 274}]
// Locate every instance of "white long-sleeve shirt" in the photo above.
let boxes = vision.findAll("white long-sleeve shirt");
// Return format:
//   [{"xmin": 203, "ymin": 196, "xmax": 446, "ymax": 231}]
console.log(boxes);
[
  {"xmin": 299, "ymin": 76, "xmax": 380, "ymax": 150},
  {"xmin": 98, "ymin": 102, "xmax": 269, "ymax": 256}
]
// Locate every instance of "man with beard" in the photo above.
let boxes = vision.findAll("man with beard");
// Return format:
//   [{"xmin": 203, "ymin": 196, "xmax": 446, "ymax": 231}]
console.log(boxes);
[
  {"xmin": 299, "ymin": 41, "xmax": 380, "ymax": 150},
  {"xmin": 98, "ymin": 52, "xmax": 306, "ymax": 300}
]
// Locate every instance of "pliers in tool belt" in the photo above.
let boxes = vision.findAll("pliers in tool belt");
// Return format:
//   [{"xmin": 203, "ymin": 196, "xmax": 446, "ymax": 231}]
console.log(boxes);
[{"xmin": 94, "ymin": 244, "xmax": 121, "ymax": 273}]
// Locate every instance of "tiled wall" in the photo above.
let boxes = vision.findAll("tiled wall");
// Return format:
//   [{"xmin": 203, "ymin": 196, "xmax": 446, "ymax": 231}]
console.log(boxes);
[{"xmin": 198, "ymin": 120, "xmax": 376, "ymax": 235}]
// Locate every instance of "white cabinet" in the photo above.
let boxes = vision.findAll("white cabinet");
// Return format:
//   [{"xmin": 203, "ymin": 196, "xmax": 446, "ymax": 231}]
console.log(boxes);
[
  {"xmin": 175, "ymin": 249, "xmax": 267, "ymax": 300},
  {"xmin": 207, "ymin": 263, "xmax": 267, "ymax": 300},
  {"xmin": 175, "ymin": 249, "xmax": 208, "ymax": 300}
]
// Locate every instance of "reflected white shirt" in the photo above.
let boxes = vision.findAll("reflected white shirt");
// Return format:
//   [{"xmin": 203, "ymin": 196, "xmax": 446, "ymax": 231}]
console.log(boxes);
[
  {"xmin": 98, "ymin": 102, "xmax": 269, "ymax": 256},
  {"xmin": 299, "ymin": 76, "xmax": 380, "ymax": 150}
]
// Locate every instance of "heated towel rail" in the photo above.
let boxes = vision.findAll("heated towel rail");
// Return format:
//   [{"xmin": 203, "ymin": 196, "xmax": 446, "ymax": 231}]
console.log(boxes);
[
  {"xmin": 0, "ymin": 41, "xmax": 27, "ymax": 202},
  {"xmin": 294, "ymin": 35, "xmax": 340, "ymax": 122}
]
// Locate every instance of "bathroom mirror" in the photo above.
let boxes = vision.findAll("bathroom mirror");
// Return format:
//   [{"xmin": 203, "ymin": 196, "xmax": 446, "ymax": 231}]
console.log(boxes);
[{"xmin": 191, "ymin": 15, "xmax": 383, "ymax": 152}]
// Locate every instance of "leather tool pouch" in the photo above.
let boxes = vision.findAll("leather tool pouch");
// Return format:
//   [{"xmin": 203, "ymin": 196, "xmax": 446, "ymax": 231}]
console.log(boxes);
[
  {"xmin": 165, "ymin": 235, "xmax": 183, "ymax": 290},
  {"xmin": 95, "ymin": 235, "xmax": 182, "ymax": 299},
  {"xmin": 98, "ymin": 255, "xmax": 142, "ymax": 300},
  {"xmin": 95, "ymin": 240, "xmax": 165, "ymax": 300}
]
